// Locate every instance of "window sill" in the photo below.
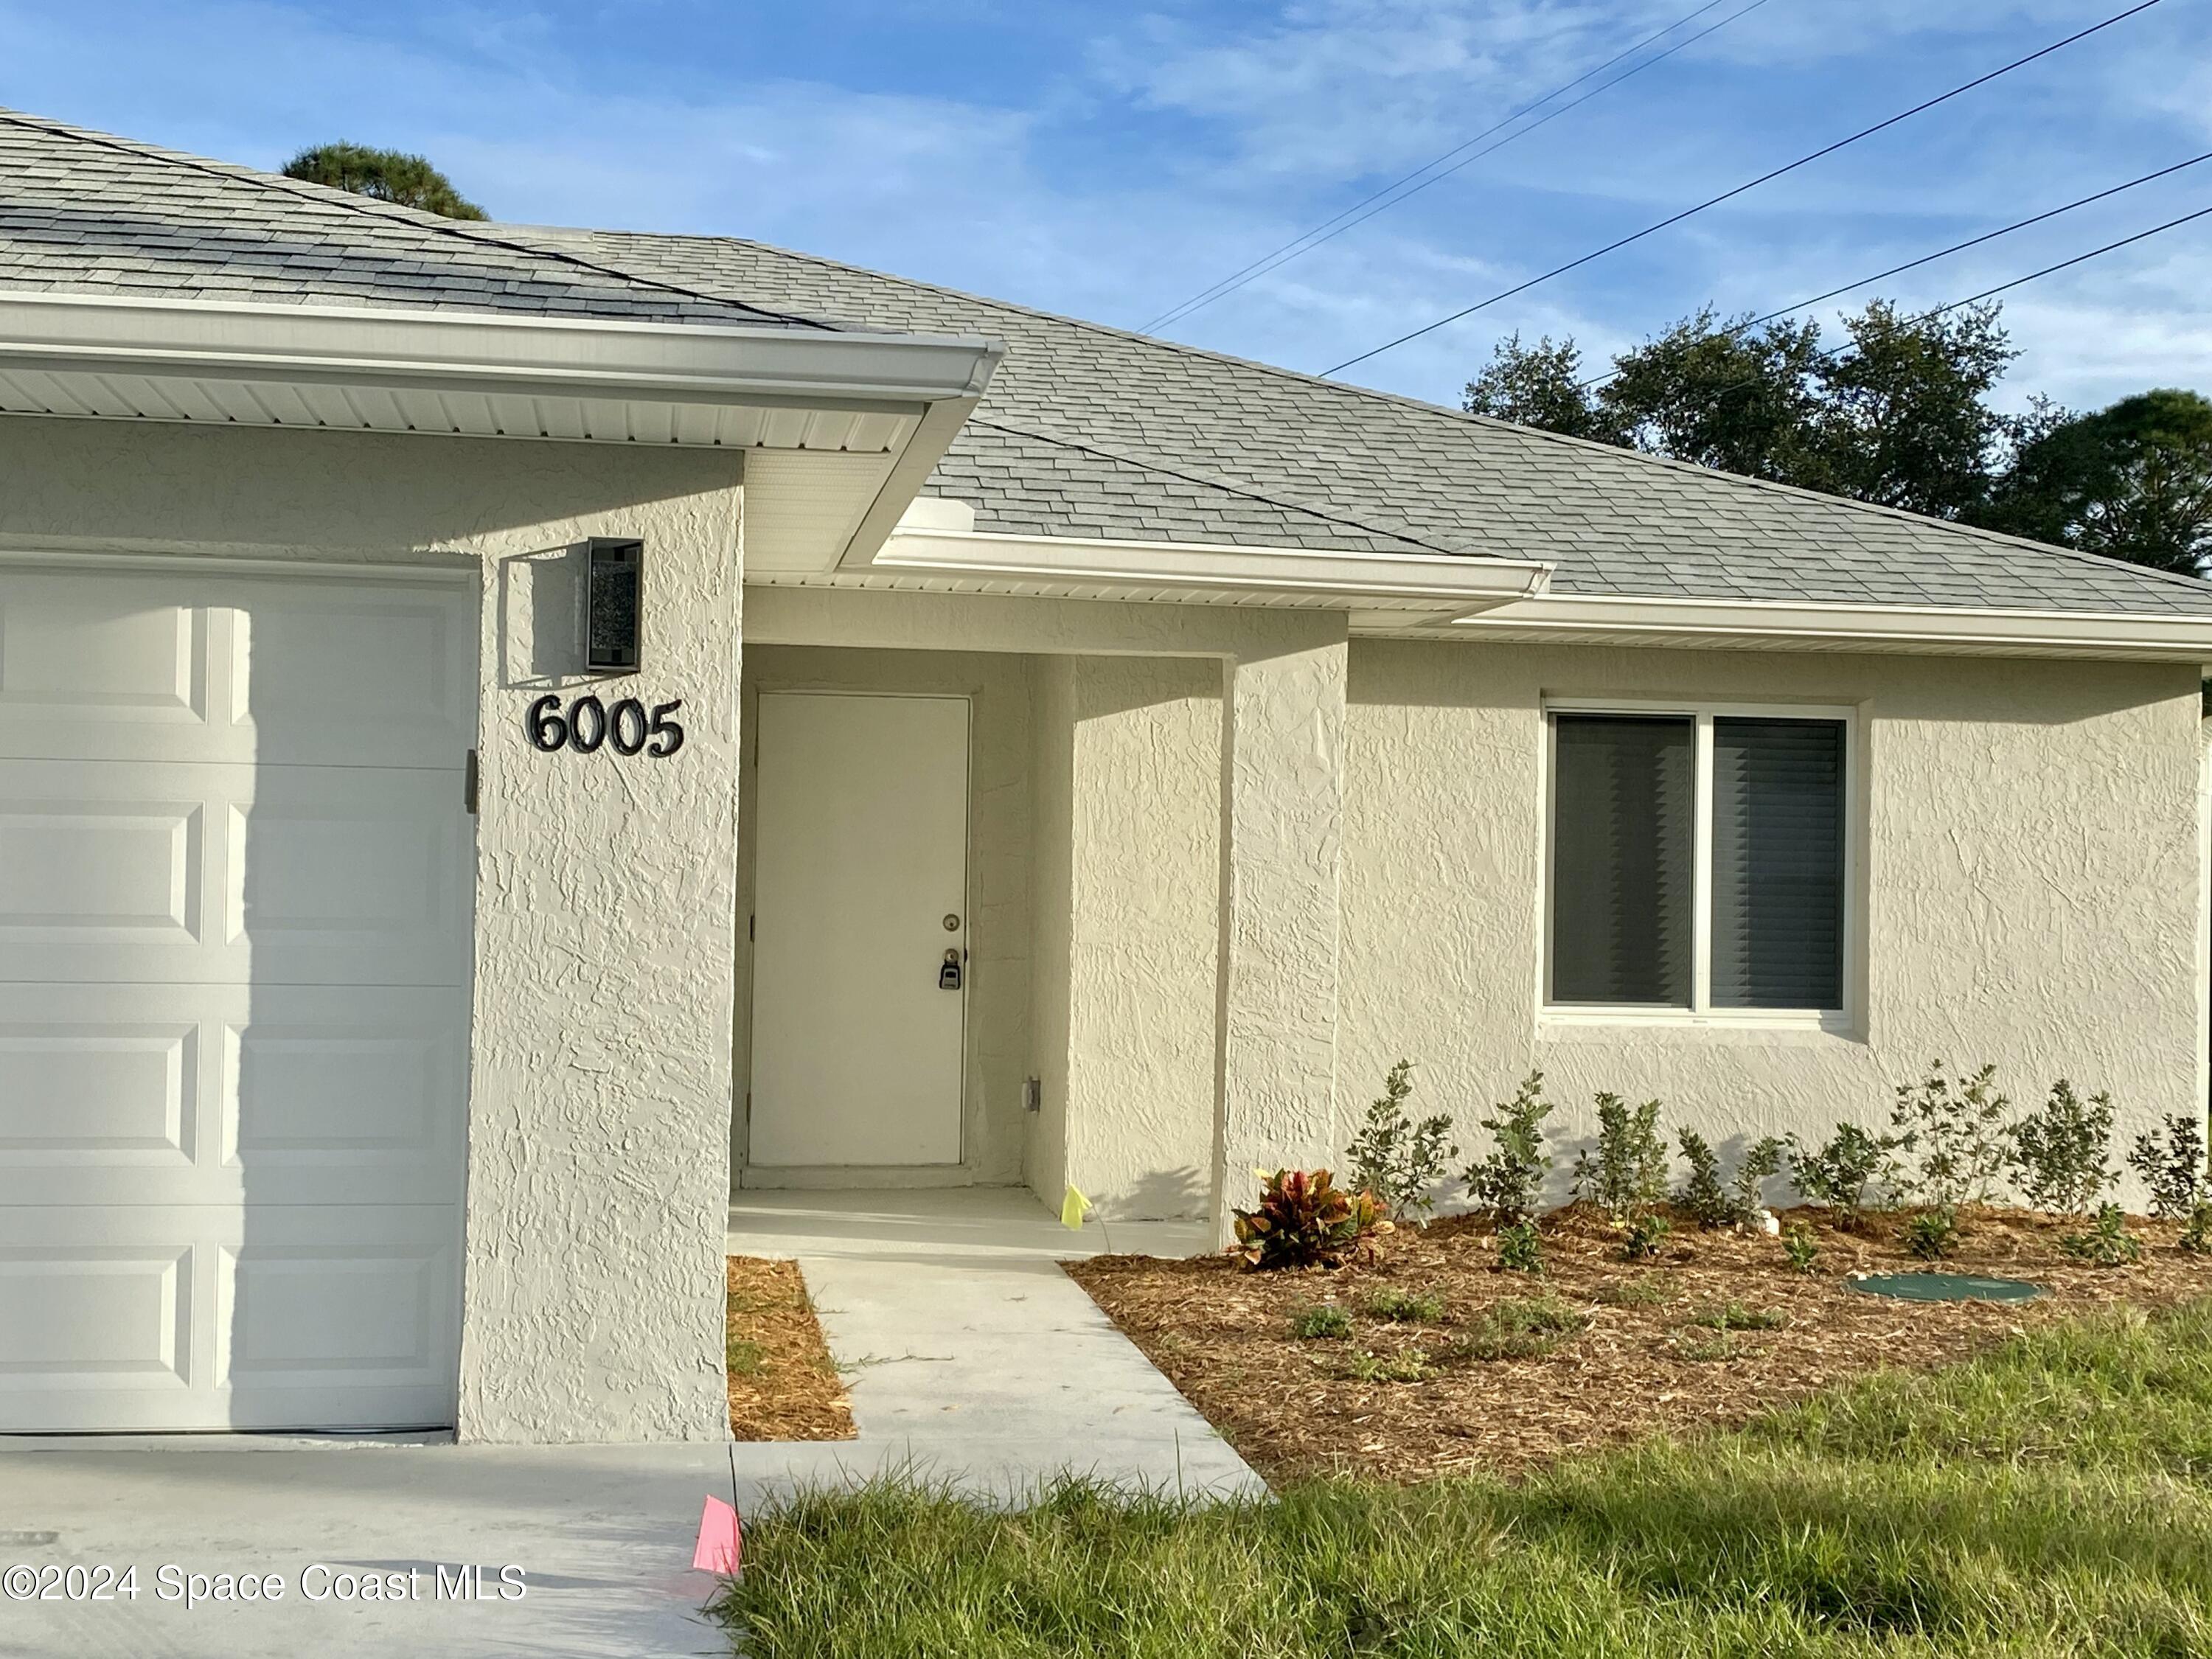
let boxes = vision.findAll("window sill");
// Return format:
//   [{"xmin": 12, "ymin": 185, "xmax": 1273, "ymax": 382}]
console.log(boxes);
[{"xmin": 1540, "ymin": 1007, "xmax": 1861, "ymax": 1043}]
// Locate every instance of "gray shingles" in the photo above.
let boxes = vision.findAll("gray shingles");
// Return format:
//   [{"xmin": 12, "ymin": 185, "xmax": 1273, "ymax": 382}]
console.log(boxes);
[{"xmin": 7, "ymin": 107, "xmax": 2212, "ymax": 620}]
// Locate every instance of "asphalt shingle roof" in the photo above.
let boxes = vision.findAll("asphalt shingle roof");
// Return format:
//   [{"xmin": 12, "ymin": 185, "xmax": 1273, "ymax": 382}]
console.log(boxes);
[
  {"xmin": 0, "ymin": 109, "xmax": 822, "ymax": 330},
  {"xmin": 6, "ymin": 106, "xmax": 2212, "ymax": 620}
]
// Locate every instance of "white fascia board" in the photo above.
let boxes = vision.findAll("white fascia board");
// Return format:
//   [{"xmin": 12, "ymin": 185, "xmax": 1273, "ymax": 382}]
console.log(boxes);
[
  {"xmin": 0, "ymin": 290, "xmax": 1001, "ymax": 412},
  {"xmin": 871, "ymin": 526, "xmax": 1556, "ymax": 605},
  {"xmin": 1447, "ymin": 591, "xmax": 2212, "ymax": 660}
]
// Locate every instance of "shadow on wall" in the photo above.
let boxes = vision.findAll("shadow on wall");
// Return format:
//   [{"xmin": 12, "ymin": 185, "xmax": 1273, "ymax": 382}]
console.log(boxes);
[{"xmin": 1105, "ymin": 1166, "xmax": 1208, "ymax": 1223}]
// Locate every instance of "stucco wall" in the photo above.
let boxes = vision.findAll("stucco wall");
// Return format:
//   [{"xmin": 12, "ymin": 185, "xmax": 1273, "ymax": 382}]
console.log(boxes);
[
  {"xmin": 0, "ymin": 417, "xmax": 744, "ymax": 1443},
  {"xmin": 1026, "ymin": 655, "xmax": 1221, "ymax": 1219},
  {"xmin": 734, "ymin": 646, "xmax": 1034, "ymax": 1186},
  {"xmin": 1340, "ymin": 638, "xmax": 2208, "ymax": 1208}
]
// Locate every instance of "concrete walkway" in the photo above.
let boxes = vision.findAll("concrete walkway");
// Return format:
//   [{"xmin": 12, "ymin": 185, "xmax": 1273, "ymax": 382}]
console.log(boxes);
[
  {"xmin": 0, "ymin": 1189, "xmax": 1256, "ymax": 1658},
  {"xmin": 726, "ymin": 1186, "xmax": 1260, "ymax": 1497}
]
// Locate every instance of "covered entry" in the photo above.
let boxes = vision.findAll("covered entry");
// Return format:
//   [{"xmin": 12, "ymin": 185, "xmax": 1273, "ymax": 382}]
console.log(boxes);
[{"xmin": 0, "ymin": 558, "xmax": 476, "ymax": 1432}]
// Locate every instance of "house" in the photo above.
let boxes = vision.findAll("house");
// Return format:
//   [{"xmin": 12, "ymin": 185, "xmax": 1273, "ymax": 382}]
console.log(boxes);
[{"xmin": 2, "ymin": 106, "xmax": 2206, "ymax": 1445}]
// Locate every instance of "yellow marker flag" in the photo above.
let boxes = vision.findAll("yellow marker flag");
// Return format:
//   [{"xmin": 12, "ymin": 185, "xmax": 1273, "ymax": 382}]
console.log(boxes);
[{"xmin": 1060, "ymin": 1184, "xmax": 1092, "ymax": 1231}]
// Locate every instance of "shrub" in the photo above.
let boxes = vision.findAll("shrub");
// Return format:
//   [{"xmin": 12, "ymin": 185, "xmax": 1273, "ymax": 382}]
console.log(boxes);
[
  {"xmin": 1781, "ymin": 1222, "xmax": 1820, "ymax": 1274},
  {"xmin": 1676, "ymin": 1130, "xmax": 1787, "ymax": 1229},
  {"xmin": 1574, "ymin": 1095, "xmax": 1669, "ymax": 1220},
  {"xmin": 1686, "ymin": 1300, "xmax": 1787, "ymax": 1332},
  {"xmin": 1673, "ymin": 1130, "xmax": 1732, "ymax": 1228},
  {"xmin": 1619, "ymin": 1212, "xmax": 1672, "ymax": 1262},
  {"xmin": 1290, "ymin": 1304, "xmax": 1352, "ymax": 1340},
  {"xmin": 1902, "ymin": 1204, "xmax": 1959, "ymax": 1261},
  {"xmin": 2006, "ymin": 1079, "xmax": 2117, "ymax": 1214},
  {"xmin": 1233, "ymin": 1169, "xmax": 1390, "ymax": 1270},
  {"xmin": 1363, "ymin": 1286, "xmax": 1444, "ymax": 1324},
  {"xmin": 1595, "ymin": 1273, "xmax": 1678, "ymax": 1307},
  {"xmin": 1789, "ymin": 1121, "xmax": 1896, "ymax": 1225},
  {"xmin": 1460, "ymin": 1071, "xmax": 1554, "ymax": 1222},
  {"xmin": 2059, "ymin": 1202, "xmax": 2141, "ymax": 1267},
  {"xmin": 1494, "ymin": 1220, "xmax": 1543, "ymax": 1273},
  {"xmin": 2184, "ymin": 1203, "xmax": 2212, "ymax": 1255},
  {"xmin": 1346, "ymin": 1059, "xmax": 1456, "ymax": 1222},
  {"xmin": 1888, "ymin": 1060, "xmax": 2011, "ymax": 1208},
  {"xmin": 2126, "ymin": 1113, "xmax": 2208, "ymax": 1219}
]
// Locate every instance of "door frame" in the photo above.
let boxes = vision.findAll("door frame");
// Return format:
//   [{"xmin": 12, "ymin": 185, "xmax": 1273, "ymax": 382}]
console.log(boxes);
[{"xmin": 734, "ymin": 683, "xmax": 977, "ymax": 1186}]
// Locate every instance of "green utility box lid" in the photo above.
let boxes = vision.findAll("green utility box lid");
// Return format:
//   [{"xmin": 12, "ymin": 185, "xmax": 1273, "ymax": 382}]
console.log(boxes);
[{"xmin": 1846, "ymin": 1272, "xmax": 2045, "ymax": 1304}]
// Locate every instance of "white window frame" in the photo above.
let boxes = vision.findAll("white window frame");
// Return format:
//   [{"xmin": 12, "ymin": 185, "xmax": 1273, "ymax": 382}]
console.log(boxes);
[{"xmin": 1539, "ymin": 697, "xmax": 1863, "ymax": 1032}]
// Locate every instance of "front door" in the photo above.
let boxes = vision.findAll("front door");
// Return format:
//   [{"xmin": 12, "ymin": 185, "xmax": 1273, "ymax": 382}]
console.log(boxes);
[{"xmin": 747, "ymin": 692, "xmax": 969, "ymax": 1168}]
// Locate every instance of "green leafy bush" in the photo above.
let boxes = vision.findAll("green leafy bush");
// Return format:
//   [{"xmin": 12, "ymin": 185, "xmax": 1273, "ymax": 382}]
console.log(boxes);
[
  {"xmin": 2126, "ymin": 1113, "xmax": 2208, "ymax": 1219},
  {"xmin": 1789, "ymin": 1121, "xmax": 1895, "ymax": 1226},
  {"xmin": 1233, "ymin": 1169, "xmax": 1390, "ymax": 1270},
  {"xmin": 1364, "ymin": 1286, "xmax": 1445, "ymax": 1324},
  {"xmin": 2184, "ymin": 1203, "xmax": 2212, "ymax": 1255},
  {"xmin": 1495, "ymin": 1219, "xmax": 1543, "ymax": 1273},
  {"xmin": 1290, "ymin": 1304, "xmax": 1352, "ymax": 1340},
  {"xmin": 1461, "ymin": 1071, "xmax": 1554, "ymax": 1222},
  {"xmin": 1619, "ymin": 1212, "xmax": 1672, "ymax": 1262},
  {"xmin": 1346, "ymin": 1059, "xmax": 1457, "ymax": 1222},
  {"xmin": 2059, "ymin": 1202, "xmax": 2141, "ymax": 1267},
  {"xmin": 1902, "ymin": 1204, "xmax": 1960, "ymax": 1261},
  {"xmin": 2007, "ymin": 1079, "xmax": 2116, "ymax": 1214},
  {"xmin": 1676, "ymin": 1130, "xmax": 1786, "ymax": 1228},
  {"xmin": 1889, "ymin": 1060, "xmax": 2011, "ymax": 1208},
  {"xmin": 1575, "ymin": 1095, "xmax": 1669, "ymax": 1220},
  {"xmin": 1782, "ymin": 1223, "xmax": 1820, "ymax": 1274}
]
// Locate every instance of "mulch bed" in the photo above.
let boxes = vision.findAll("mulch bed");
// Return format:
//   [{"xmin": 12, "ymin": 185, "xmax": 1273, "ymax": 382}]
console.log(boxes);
[
  {"xmin": 1065, "ymin": 1203, "xmax": 2212, "ymax": 1485},
  {"xmin": 727, "ymin": 1256, "xmax": 855, "ymax": 1441}
]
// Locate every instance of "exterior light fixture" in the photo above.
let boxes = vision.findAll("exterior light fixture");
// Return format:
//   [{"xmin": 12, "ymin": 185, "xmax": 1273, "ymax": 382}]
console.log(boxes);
[{"xmin": 584, "ymin": 537, "xmax": 644, "ymax": 675}]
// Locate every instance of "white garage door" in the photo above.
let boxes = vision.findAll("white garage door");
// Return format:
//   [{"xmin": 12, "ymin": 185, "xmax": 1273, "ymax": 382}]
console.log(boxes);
[{"xmin": 0, "ymin": 560, "xmax": 476, "ymax": 1433}]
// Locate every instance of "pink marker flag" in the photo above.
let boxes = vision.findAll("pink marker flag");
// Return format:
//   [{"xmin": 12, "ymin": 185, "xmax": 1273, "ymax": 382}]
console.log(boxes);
[{"xmin": 692, "ymin": 1495, "xmax": 742, "ymax": 1574}]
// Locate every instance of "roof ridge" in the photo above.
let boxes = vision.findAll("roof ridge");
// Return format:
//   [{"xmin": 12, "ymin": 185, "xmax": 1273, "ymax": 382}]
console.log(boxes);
[
  {"xmin": 0, "ymin": 108, "xmax": 835, "ymax": 334},
  {"xmin": 968, "ymin": 414, "xmax": 1475, "ymax": 559},
  {"xmin": 565, "ymin": 225, "xmax": 2212, "ymax": 602}
]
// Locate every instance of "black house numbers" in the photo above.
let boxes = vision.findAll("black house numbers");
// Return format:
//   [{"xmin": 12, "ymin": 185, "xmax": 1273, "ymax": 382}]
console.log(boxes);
[{"xmin": 526, "ymin": 694, "xmax": 685, "ymax": 758}]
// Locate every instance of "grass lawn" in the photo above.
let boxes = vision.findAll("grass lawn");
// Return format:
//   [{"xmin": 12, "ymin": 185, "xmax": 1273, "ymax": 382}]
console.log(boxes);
[{"xmin": 707, "ymin": 1296, "xmax": 2212, "ymax": 1658}]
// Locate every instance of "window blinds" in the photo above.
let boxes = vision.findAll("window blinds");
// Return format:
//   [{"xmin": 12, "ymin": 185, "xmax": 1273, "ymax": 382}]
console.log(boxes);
[
  {"xmin": 1711, "ymin": 717, "xmax": 1844, "ymax": 1009},
  {"xmin": 1550, "ymin": 714, "xmax": 1694, "ymax": 1005}
]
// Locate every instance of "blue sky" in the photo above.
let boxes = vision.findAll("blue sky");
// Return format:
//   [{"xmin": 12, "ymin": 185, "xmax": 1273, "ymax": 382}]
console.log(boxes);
[{"xmin": 3, "ymin": 0, "xmax": 2207, "ymax": 414}]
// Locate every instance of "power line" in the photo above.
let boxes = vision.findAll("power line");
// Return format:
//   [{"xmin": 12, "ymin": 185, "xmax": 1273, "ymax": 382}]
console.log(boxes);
[
  {"xmin": 1577, "ymin": 148, "xmax": 2212, "ymax": 389},
  {"xmin": 1141, "ymin": 0, "xmax": 1772, "ymax": 334},
  {"xmin": 1320, "ymin": 0, "xmax": 2169, "ymax": 378}
]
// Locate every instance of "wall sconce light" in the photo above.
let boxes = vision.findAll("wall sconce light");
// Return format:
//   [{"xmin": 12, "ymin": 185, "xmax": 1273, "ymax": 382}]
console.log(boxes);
[{"xmin": 585, "ymin": 537, "xmax": 643, "ymax": 675}]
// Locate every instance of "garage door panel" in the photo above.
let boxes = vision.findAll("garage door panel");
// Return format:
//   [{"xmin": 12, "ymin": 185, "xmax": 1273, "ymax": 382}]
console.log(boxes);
[
  {"xmin": 0, "ymin": 762, "xmax": 467, "ymax": 986},
  {"xmin": 0, "ymin": 1243, "xmax": 194, "ymax": 1387},
  {"xmin": 0, "ymin": 568, "xmax": 473, "ymax": 765},
  {"xmin": 0, "ymin": 986, "xmax": 465, "ymax": 1210},
  {"xmin": 0, "ymin": 1020, "xmax": 198, "ymax": 1164},
  {"xmin": 0, "ymin": 1210, "xmax": 456, "ymax": 1431}
]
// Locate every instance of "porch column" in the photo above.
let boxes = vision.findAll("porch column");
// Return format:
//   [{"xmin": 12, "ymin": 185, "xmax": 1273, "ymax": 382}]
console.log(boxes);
[{"xmin": 1210, "ymin": 616, "xmax": 1349, "ymax": 1244}]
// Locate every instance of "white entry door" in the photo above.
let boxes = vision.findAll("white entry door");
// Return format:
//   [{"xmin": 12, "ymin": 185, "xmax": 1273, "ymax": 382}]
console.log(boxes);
[
  {"xmin": 0, "ymin": 560, "xmax": 476, "ymax": 1432},
  {"xmin": 748, "ymin": 692, "xmax": 969, "ymax": 1168}
]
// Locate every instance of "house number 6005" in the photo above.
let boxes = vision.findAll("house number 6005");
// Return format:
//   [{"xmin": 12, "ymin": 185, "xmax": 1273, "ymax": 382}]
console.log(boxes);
[{"xmin": 526, "ymin": 694, "xmax": 685, "ymax": 757}]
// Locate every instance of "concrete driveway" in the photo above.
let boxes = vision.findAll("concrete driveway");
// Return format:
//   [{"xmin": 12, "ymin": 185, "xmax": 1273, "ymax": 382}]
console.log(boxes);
[{"xmin": 0, "ymin": 1187, "xmax": 1256, "ymax": 1657}]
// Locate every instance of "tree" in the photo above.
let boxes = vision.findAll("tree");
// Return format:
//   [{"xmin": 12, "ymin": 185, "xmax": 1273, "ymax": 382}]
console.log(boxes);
[
  {"xmin": 282, "ymin": 142, "xmax": 487, "ymax": 220},
  {"xmin": 1462, "ymin": 300, "xmax": 2018, "ymax": 524},
  {"xmin": 1978, "ymin": 389, "xmax": 2212, "ymax": 576},
  {"xmin": 1464, "ymin": 333, "xmax": 1622, "ymax": 444}
]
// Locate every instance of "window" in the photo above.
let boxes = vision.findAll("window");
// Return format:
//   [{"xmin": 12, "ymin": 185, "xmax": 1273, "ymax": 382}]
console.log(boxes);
[{"xmin": 1546, "ymin": 705, "xmax": 1850, "ymax": 1017}]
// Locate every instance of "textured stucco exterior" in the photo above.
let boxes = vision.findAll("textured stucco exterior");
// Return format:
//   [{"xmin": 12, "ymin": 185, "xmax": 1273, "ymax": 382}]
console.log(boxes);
[
  {"xmin": 1340, "ymin": 639, "xmax": 2208, "ymax": 1208},
  {"xmin": 0, "ymin": 417, "xmax": 744, "ymax": 1444},
  {"xmin": 1026, "ymin": 655, "xmax": 1220, "ymax": 1219},
  {"xmin": 734, "ymin": 646, "xmax": 1034, "ymax": 1188}
]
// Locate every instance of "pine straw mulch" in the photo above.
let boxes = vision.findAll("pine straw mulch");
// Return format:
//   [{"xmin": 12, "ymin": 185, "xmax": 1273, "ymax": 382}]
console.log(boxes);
[
  {"xmin": 1065, "ymin": 1203, "xmax": 2212, "ymax": 1486},
  {"xmin": 726, "ymin": 1256, "xmax": 855, "ymax": 1441}
]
